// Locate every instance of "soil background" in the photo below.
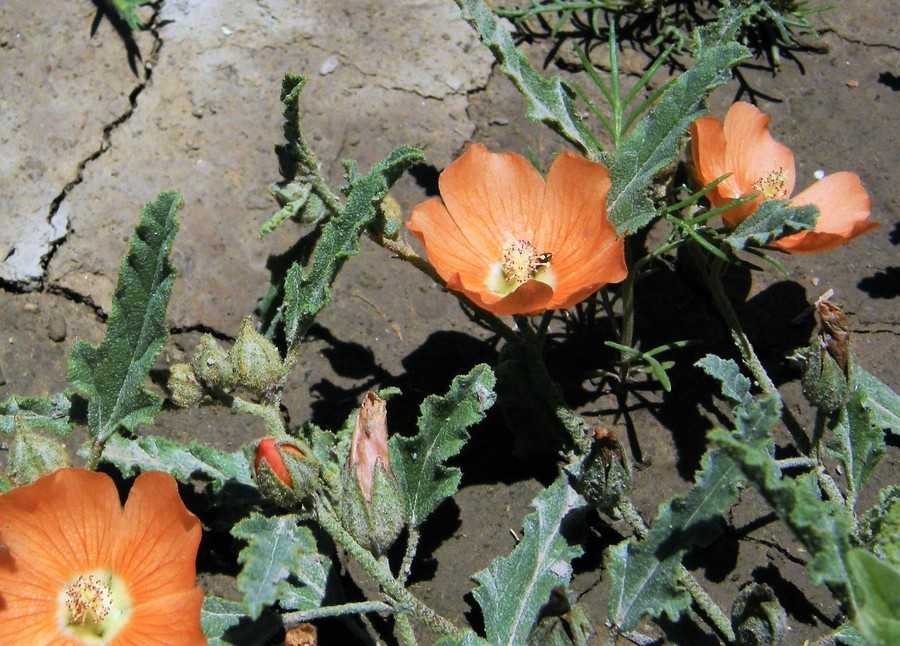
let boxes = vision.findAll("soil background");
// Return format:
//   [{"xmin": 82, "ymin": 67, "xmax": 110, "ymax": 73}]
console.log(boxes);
[{"xmin": 1, "ymin": 1, "xmax": 897, "ymax": 643}]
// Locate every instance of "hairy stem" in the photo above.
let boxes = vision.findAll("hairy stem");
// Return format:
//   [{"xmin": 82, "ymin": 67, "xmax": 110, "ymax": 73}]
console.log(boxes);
[{"xmin": 282, "ymin": 601, "xmax": 392, "ymax": 628}]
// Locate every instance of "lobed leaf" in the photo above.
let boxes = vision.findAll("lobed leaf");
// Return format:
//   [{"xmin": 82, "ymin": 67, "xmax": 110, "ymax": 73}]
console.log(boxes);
[
  {"xmin": 389, "ymin": 364, "xmax": 496, "ymax": 528},
  {"xmin": 201, "ymin": 596, "xmax": 282, "ymax": 646},
  {"xmin": 454, "ymin": 0, "xmax": 600, "ymax": 157},
  {"xmin": 472, "ymin": 474, "xmax": 588, "ymax": 645},
  {"xmin": 607, "ymin": 358, "xmax": 779, "ymax": 632},
  {"xmin": 846, "ymin": 549, "xmax": 900, "ymax": 644},
  {"xmin": 67, "ymin": 191, "xmax": 181, "ymax": 443},
  {"xmin": 856, "ymin": 368, "xmax": 900, "ymax": 437},
  {"xmin": 827, "ymin": 388, "xmax": 887, "ymax": 499},
  {"xmin": 283, "ymin": 145, "xmax": 423, "ymax": 346},
  {"xmin": 232, "ymin": 513, "xmax": 312, "ymax": 619},
  {"xmin": 0, "ymin": 393, "xmax": 71, "ymax": 437},
  {"xmin": 99, "ymin": 432, "xmax": 253, "ymax": 489}
]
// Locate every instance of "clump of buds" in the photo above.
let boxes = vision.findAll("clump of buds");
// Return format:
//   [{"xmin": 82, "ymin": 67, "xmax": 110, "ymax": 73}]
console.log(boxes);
[
  {"xmin": 575, "ymin": 427, "xmax": 632, "ymax": 512},
  {"xmin": 254, "ymin": 437, "xmax": 317, "ymax": 507},
  {"xmin": 340, "ymin": 392, "xmax": 405, "ymax": 556},
  {"xmin": 168, "ymin": 317, "xmax": 285, "ymax": 407},
  {"xmin": 797, "ymin": 300, "xmax": 856, "ymax": 413}
]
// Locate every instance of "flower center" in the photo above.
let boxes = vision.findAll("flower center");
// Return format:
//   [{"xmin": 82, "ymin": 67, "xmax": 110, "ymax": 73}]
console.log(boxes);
[
  {"xmin": 501, "ymin": 240, "xmax": 552, "ymax": 285},
  {"xmin": 59, "ymin": 571, "xmax": 131, "ymax": 642},
  {"xmin": 752, "ymin": 168, "xmax": 788, "ymax": 200}
]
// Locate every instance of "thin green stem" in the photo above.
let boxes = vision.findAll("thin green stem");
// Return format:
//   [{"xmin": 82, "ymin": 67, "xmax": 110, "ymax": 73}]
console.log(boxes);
[
  {"xmin": 315, "ymin": 497, "xmax": 458, "ymax": 636},
  {"xmin": 231, "ymin": 397, "xmax": 286, "ymax": 436},
  {"xmin": 398, "ymin": 526, "xmax": 420, "ymax": 586},
  {"xmin": 282, "ymin": 601, "xmax": 392, "ymax": 627},
  {"xmin": 812, "ymin": 411, "xmax": 846, "ymax": 507},
  {"xmin": 676, "ymin": 569, "xmax": 736, "ymax": 642}
]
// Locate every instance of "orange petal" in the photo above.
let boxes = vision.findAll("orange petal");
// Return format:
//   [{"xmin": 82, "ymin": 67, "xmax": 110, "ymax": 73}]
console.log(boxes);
[
  {"xmin": 722, "ymin": 102, "xmax": 795, "ymax": 205},
  {"xmin": 111, "ymin": 588, "xmax": 205, "ymax": 646},
  {"xmin": 111, "ymin": 472, "xmax": 201, "ymax": 605},
  {"xmin": 408, "ymin": 197, "xmax": 491, "ymax": 293},
  {"xmin": 690, "ymin": 116, "xmax": 739, "ymax": 204},
  {"xmin": 470, "ymin": 280, "xmax": 554, "ymax": 316},
  {"xmin": 776, "ymin": 172, "xmax": 879, "ymax": 254},
  {"xmin": 540, "ymin": 152, "xmax": 627, "ymax": 307},
  {"xmin": 438, "ymin": 144, "xmax": 545, "ymax": 253}
]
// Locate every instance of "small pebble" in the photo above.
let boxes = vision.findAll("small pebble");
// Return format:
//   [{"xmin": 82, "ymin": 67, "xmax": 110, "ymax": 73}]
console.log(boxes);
[
  {"xmin": 319, "ymin": 55, "xmax": 340, "ymax": 76},
  {"xmin": 47, "ymin": 315, "xmax": 67, "ymax": 342},
  {"xmin": 813, "ymin": 169, "xmax": 825, "ymax": 180}
]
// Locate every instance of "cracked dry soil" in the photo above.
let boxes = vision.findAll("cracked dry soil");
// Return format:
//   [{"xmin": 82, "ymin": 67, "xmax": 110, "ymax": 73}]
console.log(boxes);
[{"xmin": 1, "ymin": 0, "xmax": 897, "ymax": 643}]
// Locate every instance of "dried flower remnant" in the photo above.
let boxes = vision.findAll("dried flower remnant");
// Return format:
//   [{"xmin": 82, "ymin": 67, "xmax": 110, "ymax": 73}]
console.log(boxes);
[
  {"xmin": 0, "ymin": 468, "xmax": 204, "ymax": 645},
  {"xmin": 349, "ymin": 391, "xmax": 393, "ymax": 501},
  {"xmin": 816, "ymin": 299, "xmax": 851, "ymax": 377},
  {"xmin": 690, "ymin": 102, "xmax": 879, "ymax": 254},
  {"xmin": 407, "ymin": 144, "xmax": 627, "ymax": 315}
]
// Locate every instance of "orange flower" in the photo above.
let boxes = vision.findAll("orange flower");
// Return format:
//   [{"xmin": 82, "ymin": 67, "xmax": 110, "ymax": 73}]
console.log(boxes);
[
  {"xmin": 0, "ymin": 468, "xmax": 204, "ymax": 645},
  {"xmin": 407, "ymin": 144, "xmax": 627, "ymax": 315},
  {"xmin": 690, "ymin": 102, "xmax": 879, "ymax": 254}
]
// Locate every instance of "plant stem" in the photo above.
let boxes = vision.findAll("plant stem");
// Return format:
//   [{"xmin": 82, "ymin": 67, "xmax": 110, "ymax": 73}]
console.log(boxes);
[
  {"xmin": 282, "ymin": 601, "xmax": 392, "ymax": 627},
  {"xmin": 315, "ymin": 497, "xmax": 458, "ymax": 636},
  {"xmin": 692, "ymin": 248, "xmax": 810, "ymax": 453},
  {"xmin": 231, "ymin": 397, "xmax": 285, "ymax": 436},
  {"xmin": 399, "ymin": 526, "xmax": 420, "ymax": 586}
]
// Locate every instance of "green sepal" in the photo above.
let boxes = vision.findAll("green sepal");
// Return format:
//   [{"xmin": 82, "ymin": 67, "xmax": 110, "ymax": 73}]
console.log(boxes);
[
  {"xmin": 796, "ymin": 344, "xmax": 854, "ymax": 413},
  {"xmin": 232, "ymin": 317, "xmax": 284, "ymax": 399},
  {"xmin": 67, "ymin": 191, "xmax": 181, "ymax": 443},
  {"xmin": 190, "ymin": 334, "xmax": 235, "ymax": 397},
  {"xmin": 339, "ymin": 460, "xmax": 405, "ymax": 556}
]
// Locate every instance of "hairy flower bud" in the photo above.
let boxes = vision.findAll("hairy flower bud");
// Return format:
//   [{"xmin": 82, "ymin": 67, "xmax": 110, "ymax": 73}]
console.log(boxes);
[
  {"xmin": 168, "ymin": 363, "xmax": 205, "ymax": 408},
  {"xmin": 340, "ymin": 392, "xmax": 405, "ymax": 555},
  {"xmin": 575, "ymin": 427, "xmax": 632, "ymax": 512},
  {"xmin": 232, "ymin": 318, "xmax": 284, "ymax": 399},
  {"xmin": 798, "ymin": 300, "xmax": 855, "ymax": 413},
  {"xmin": 254, "ymin": 438, "xmax": 315, "ymax": 507},
  {"xmin": 191, "ymin": 334, "xmax": 235, "ymax": 396}
]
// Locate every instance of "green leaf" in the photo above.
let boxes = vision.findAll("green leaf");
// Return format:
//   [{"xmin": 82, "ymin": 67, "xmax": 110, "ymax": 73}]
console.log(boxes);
[
  {"xmin": 201, "ymin": 596, "xmax": 283, "ymax": 646},
  {"xmin": 859, "ymin": 486, "xmax": 900, "ymax": 567},
  {"xmin": 435, "ymin": 630, "xmax": 492, "ymax": 646},
  {"xmin": 0, "ymin": 393, "xmax": 71, "ymax": 436},
  {"xmin": 8, "ymin": 420, "xmax": 70, "ymax": 486},
  {"xmin": 110, "ymin": 0, "xmax": 154, "ymax": 31},
  {"xmin": 283, "ymin": 146, "xmax": 423, "ymax": 346},
  {"xmin": 608, "ymin": 361, "xmax": 779, "ymax": 632},
  {"xmin": 389, "ymin": 364, "xmax": 496, "ymax": 528},
  {"xmin": 710, "ymin": 431, "xmax": 855, "ymax": 593},
  {"xmin": 724, "ymin": 200, "xmax": 818, "ymax": 251},
  {"xmin": 856, "ymin": 368, "xmax": 900, "ymax": 437},
  {"xmin": 606, "ymin": 7, "xmax": 752, "ymax": 234},
  {"xmin": 454, "ymin": 0, "xmax": 600, "ymax": 157},
  {"xmin": 67, "ymin": 191, "xmax": 181, "ymax": 443},
  {"xmin": 827, "ymin": 388, "xmax": 887, "ymax": 497},
  {"xmin": 846, "ymin": 549, "xmax": 900, "ymax": 645},
  {"xmin": 472, "ymin": 474, "xmax": 588, "ymax": 646},
  {"xmin": 99, "ymin": 433, "xmax": 254, "ymax": 489},
  {"xmin": 696, "ymin": 354, "xmax": 752, "ymax": 407},
  {"xmin": 232, "ymin": 513, "xmax": 310, "ymax": 619}
]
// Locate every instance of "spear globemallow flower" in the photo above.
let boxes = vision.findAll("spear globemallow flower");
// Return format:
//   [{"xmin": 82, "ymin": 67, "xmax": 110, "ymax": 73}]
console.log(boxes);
[
  {"xmin": 690, "ymin": 101, "xmax": 879, "ymax": 254},
  {"xmin": 0, "ymin": 468, "xmax": 204, "ymax": 645},
  {"xmin": 407, "ymin": 144, "xmax": 628, "ymax": 315}
]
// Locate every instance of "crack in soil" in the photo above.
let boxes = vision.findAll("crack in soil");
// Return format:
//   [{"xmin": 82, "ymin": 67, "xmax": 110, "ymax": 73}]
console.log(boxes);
[
  {"xmin": 34, "ymin": 6, "xmax": 167, "ymax": 299},
  {"xmin": 821, "ymin": 27, "xmax": 900, "ymax": 52}
]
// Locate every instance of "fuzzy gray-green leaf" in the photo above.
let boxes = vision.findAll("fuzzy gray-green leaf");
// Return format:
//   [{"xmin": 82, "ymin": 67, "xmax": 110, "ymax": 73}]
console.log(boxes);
[
  {"xmin": 389, "ymin": 364, "xmax": 495, "ymax": 528},
  {"xmin": 472, "ymin": 474, "xmax": 588, "ymax": 646},
  {"xmin": 607, "ymin": 9, "xmax": 751, "ymax": 234},
  {"xmin": 454, "ymin": 0, "xmax": 599, "ymax": 157},
  {"xmin": 233, "ymin": 513, "xmax": 311, "ymax": 619},
  {"xmin": 201, "ymin": 596, "xmax": 283, "ymax": 645},
  {"xmin": 67, "ymin": 191, "xmax": 181, "ymax": 442},
  {"xmin": 99, "ymin": 432, "xmax": 253, "ymax": 489},
  {"xmin": 856, "ymin": 368, "xmax": 900, "ymax": 437},
  {"xmin": 283, "ymin": 146, "xmax": 423, "ymax": 346},
  {"xmin": 0, "ymin": 393, "xmax": 71, "ymax": 436},
  {"xmin": 724, "ymin": 200, "xmax": 818, "ymax": 251}
]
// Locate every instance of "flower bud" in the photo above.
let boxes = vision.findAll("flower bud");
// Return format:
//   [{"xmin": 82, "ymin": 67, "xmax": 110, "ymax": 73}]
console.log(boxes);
[
  {"xmin": 168, "ymin": 363, "xmax": 205, "ymax": 408},
  {"xmin": 232, "ymin": 318, "xmax": 284, "ymax": 399},
  {"xmin": 731, "ymin": 584, "xmax": 787, "ymax": 646},
  {"xmin": 191, "ymin": 334, "xmax": 235, "ymax": 396},
  {"xmin": 376, "ymin": 193, "xmax": 403, "ymax": 240},
  {"xmin": 798, "ymin": 300, "xmax": 855, "ymax": 413},
  {"xmin": 575, "ymin": 427, "xmax": 632, "ymax": 512},
  {"xmin": 254, "ymin": 438, "xmax": 316, "ymax": 507},
  {"xmin": 340, "ymin": 392, "xmax": 405, "ymax": 555}
]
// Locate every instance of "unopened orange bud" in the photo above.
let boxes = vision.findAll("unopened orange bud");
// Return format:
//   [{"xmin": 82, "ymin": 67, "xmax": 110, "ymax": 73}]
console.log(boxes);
[
  {"xmin": 349, "ymin": 392, "xmax": 392, "ymax": 501},
  {"xmin": 255, "ymin": 438, "xmax": 304, "ymax": 488}
]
